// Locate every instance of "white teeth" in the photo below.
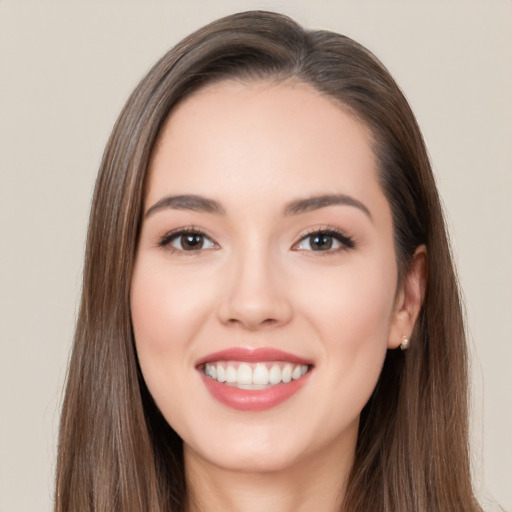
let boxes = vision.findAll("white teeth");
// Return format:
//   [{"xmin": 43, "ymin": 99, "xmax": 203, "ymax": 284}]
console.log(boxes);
[
  {"xmin": 237, "ymin": 363, "xmax": 252, "ymax": 385},
  {"xmin": 269, "ymin": 364, "xmax": 282, "ymax": 385},
  {"xmin": 216, "ymin": 364, "xmax": 226, "ymax": 382},
  {"xmin": 204, "ymin": 362, "xmax": 310, "ymax": 388},
  {"xmin": 291, "ymin": 365, "xmax": 302, "ymax": 380},
  {"xmin": 252, "ymin": 364, "xmax": 269, "ymax": 385},
  {"xmin": 225, "ymin": 365, "xmax": 237, "ymax": 383},
  {"xmin": 282, "ymin": 364, "xmax": 292, "ymax": 383}
]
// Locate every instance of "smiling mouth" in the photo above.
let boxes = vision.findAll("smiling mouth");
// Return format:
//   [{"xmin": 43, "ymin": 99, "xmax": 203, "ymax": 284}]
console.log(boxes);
[
  {"xmin": 196, "ymin": 347, "xmax": 313, "ymax": 410},
  {"xmin": 202, "ymin": 361, "xmax": 310, "ymax": 389}
]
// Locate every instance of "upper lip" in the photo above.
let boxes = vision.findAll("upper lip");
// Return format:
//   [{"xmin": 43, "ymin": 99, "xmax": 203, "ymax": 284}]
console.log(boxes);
[{"xmin": 195, "ymin": 347, "xmax": 314, "ymax": 367}]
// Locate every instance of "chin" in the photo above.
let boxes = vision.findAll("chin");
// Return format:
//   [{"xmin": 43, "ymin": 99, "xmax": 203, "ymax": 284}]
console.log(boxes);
[
  {"xmin": 180, "ymin": 413, "xmax": 359, "ymax": 477},
  {"xmin": 185, "ymin": 439, "xmax": 306, "ymax": 474}
]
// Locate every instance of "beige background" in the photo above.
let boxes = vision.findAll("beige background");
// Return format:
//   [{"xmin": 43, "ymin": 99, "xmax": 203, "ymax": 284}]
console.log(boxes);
[{"xmin": 1, "ymin": 1, "xmax": 511, "ymax": 511}]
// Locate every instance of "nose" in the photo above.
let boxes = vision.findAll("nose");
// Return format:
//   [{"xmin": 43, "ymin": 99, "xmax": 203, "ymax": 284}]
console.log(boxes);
[{"xmin": 217, "ymin": 247, "xmax": 293, "ymax": 330}]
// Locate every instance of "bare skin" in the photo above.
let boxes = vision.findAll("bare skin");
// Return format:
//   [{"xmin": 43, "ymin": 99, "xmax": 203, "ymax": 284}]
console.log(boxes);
[
  {"xmin": 131, "ymin": 79, "xmax": 426, "ymax": 512},
  {"xmin": 185, "ymin": 436, "xmax": 353, "ymax": 512}
]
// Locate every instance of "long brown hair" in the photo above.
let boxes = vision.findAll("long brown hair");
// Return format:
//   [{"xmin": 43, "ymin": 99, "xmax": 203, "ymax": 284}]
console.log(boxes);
[{"xmin": 55, "ymin": 11, "xmax": 481, "ymax": 511}]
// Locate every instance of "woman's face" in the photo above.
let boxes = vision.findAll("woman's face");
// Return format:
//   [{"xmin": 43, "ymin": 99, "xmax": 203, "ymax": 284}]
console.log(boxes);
[{"xmin": 131, "ymin": 80, "xmax": 409, "ymax": 474}]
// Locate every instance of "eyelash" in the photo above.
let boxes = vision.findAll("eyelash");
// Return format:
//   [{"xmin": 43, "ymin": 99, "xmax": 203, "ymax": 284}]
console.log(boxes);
[
  {"xmin": 157, "ymin": 226, "xmax": 356, "ymax": 254},
  {"xmin": 293, "ymin": 227, "xmax": 356, "ymax": 253},
  {"xmin": 157, "ymin": 226, "xmax": 217, "ymax": 253}
]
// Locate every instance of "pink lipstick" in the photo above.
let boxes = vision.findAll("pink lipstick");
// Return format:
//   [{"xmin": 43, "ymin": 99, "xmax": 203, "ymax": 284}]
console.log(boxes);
[{"xmin": 196, "ymin": 347, "xmax": 313, "ymax": 411}]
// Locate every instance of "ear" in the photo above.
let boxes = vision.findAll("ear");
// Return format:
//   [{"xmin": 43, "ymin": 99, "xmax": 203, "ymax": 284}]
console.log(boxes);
[{"xmin": 388, "ymin": 245, "xmax": 427, "ymax": 349}]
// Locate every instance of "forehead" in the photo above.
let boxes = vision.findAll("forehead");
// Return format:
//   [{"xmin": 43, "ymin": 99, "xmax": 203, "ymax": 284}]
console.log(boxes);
[{"xmin": 147, "ymin": 79, "xmax": 381, "ymax": 210}]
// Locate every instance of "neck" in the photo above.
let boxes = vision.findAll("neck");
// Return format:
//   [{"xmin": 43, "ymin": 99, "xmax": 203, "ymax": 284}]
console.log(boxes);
[{"xmin": 184, "ymin": 433, "xmax": 356, "ymax": 512}]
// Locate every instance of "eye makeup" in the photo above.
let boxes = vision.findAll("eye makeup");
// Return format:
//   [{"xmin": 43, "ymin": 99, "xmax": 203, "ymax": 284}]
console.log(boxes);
[
  {"xmin": 156, "ymin": 225, "xmax": 218, "ymax": 253},
  {"xmin": 154, "ymin": 223, "xmax": 356, "ymax": 257},
  {"xmin": 292, "ymin": 226, "xmax": 356, "ymax": 253}
]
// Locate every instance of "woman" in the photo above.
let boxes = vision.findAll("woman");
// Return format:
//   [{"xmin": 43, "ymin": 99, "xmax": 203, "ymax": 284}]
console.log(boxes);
[{"xmin": 55, "ymin": 11, "xmax": 482, "ymax": 512}]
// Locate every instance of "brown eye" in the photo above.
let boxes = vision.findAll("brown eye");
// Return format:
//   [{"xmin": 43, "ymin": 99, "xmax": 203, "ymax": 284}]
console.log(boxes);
[
  {"xmin": 178, "ymin": 233, "xmax": 206, "ymax": 251},
  {"xmin": 309, "ymin": 234, "xmax": 333, "ymax": 251},
  {"xmin": 160, "ymin": 229, "xmax": 217, "ymax": 252},
  {"xmin": 294, "ymin": 229, "xmax": 355, "ymax": 252}
]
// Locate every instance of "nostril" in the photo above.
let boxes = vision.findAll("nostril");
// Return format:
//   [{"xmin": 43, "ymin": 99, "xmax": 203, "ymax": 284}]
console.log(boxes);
[
  {"xmin": 226, "ymin": 316, "xmax": 282, "ymax": 329},
  {"xmin": 216, "ymin": 275, "xmax": 293, "ymax": 329}
]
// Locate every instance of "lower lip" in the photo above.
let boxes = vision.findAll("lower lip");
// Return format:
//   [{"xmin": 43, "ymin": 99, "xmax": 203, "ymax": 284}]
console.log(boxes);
[{"xmin": 200, "ymin": 372, "xmax": 311, "ymax": 411}]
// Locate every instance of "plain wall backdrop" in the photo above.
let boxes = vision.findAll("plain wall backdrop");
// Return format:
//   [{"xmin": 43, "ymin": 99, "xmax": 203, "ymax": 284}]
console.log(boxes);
[{"xmin": 1, "ymin": 1, "xmax": 511, "ymax": 511}]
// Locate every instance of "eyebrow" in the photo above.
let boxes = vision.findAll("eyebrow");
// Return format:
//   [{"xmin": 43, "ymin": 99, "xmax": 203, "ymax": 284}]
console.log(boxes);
[
  {"xmin": 145, "ymin": 192, "xmax": 371, "ymax": 220},
  {"xmin": 284, "ymin": 194, "xmax": 372, "ymax": 220},
  {"xmin": 145, "ymin": 194, "xmax": 225, "ymax": 217}
]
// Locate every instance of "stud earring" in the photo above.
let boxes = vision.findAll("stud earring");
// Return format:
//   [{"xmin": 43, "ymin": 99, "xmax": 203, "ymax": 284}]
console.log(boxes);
[{"xmin": 400, "ymin": 335, "xmax": 410, "ymax": 351}]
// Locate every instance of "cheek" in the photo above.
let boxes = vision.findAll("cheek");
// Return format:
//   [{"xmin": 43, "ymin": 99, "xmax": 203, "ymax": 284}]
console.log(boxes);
[
  {"xmin": 298, "ymin": 256, "xmax": 397, "ymax": 344},
  {"xmin": 130, "ymin": 257, "xmax": 213, "ymax": 357},
  {"xmin": 130, "ymin": 258, "xmax": 213, "ymax": 429},
  {"xmin": 295, "ymin": 257, "xmax": 397, "ymax": 408},
  {"xmin": 129, "ymin": 258, "xmax": 209, "ymax": 422}
]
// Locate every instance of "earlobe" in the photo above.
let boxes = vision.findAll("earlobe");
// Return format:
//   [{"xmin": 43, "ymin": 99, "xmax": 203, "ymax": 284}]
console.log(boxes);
[{"xmin": 388, "ymin": 245, "xmax": 427, "ymax": 349}]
